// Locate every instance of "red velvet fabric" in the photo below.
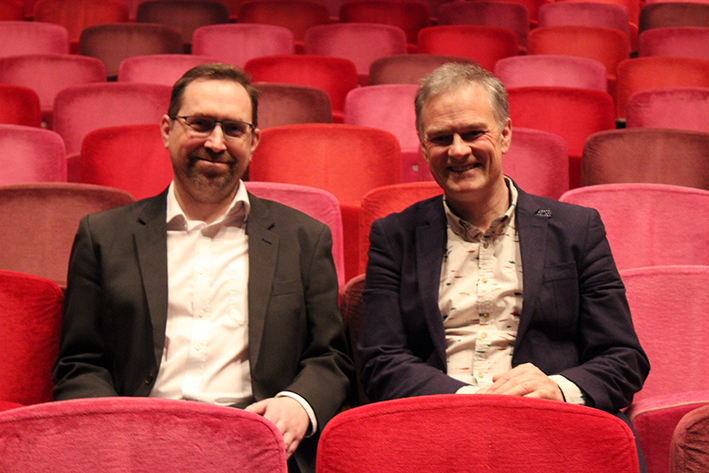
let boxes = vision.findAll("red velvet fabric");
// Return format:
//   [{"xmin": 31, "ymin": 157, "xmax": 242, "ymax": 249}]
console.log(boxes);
[
  {"xmin": 538, "ymin": 1, "xmax": 632, "ymax": 41},
  {"xmin": 135, "ymin": 0, "xmax": 230, "ymax": 49},
  {"xmin": 0, "ymin": 20, "xmax": 69, "ymax": 57},
  {"xmin": 626, "ymin": 86, "xmax": 709, "ymax": 132},
  {"xmin": 417, "ymin": 25, "xmax": 518, "ymax": 72},
  {"xmin": 255, "ymin": 82, "xmax": 333, "ymax": 129},
  {"xmin": 245, "ymin": 181, "xmax": 346, "ymax": 287},
  {"xmin": 0, "ymin": 124, "xmax": 65, "ymax": 184},
  {"xmin": 495, "ymin": 55, "xmax": 608, "ymax": 92},
  {"xmin": 671, "ymin": 403, "xmax": 709, "ymax": 473},
  {"xmin": 0, "ymin": 270, "xmax": 63, "ymax": 405},
  {"xmin": 192, "ymin": 23, "xmax": 295, "ymax": 68},
  {"xmin": 615, "ymin": 56, "xmax": 709, "ymax": 119},
  {"xmin": 344, "ymin": 84, "xmax": 419, "ymax": 181},
  {"xmin": 80, "ymin": 124, "xmax": 172, "ymax": 201},
  {"xmin": 0, "ymin": 397, "xmax": 288, "ymax": 472},
  {"xmin": 437, "ymin": 1, "xmax": 530, "ymax": 53},
  {"xmin": 528, "ymin": 25, "xmax": 630, "ymax": 96},
  {"xmin": 245, "ymin": 54, "xmax": 358, "ymax": 120},
  {"xmin": 33, "ymin": 0, "xmax": 129, "ymax": 53},
  {"xmin": 117, "ymin": 54, "xmax": 219, "ymax": 86},
  {"xmin": 358, "ymin": 182, "xmax": 442, "ymax": 273},
  {"xmin": 368, "ymin": 53, "xmax": 478, "ymax": 85},
  {"xmin": 0, "ymin": 183, "xmax": 134, "ymax": 285},
  {"xmin": 79, "ymin": 23, "xmax": 184, "ymax": 79},
  {"xmin": 560, "ymin": 185, "xmax": 709, "ymax": 270},
  {"xmin": 317, "ymin": 394, "xmax": 640, "ymax": 473},
  {"xmin": 339, "ymin": 0, "xmax": 431, "ymax": 45},
  {"xmin": 639, "ymin": 2, "xmax": 709, "ymax": 34},
  {"xmin": 639, "ymin": 26, "xmax": 709, "ymax": 60},
  {"xmin": 238, "ymin": 0, "xmax": 330, "ymax": 42},
  {"xmin": 304, "ymin": 23, "xmax": 407, "ymax": 85},
  {"xmin": 580, "ymin": 128, "xmax": 709, "ymax": 189},
  {"xmin": 0, "ymin": 0, "xmax": 23, "ymax": 20},
  {"xmin": 53, "ymin": 82, "xmax": 172, "ymax": 155},
  {"xmin": 558, "ymin": 0, "xmax": 640, "ymax": 26},
  {"xmin": 507, "ymin": 86, "xmax": 615, "ymax": 188},
  {"xmin": 0, "ymin": 53, "xmax": 105, "ymax": 128},
  {"xmin": 628, "ymin": 392, "xmax": 709, "ymax": 473},
  {"xmin": 249, "ymin": 123, "xmax": 401, "ymax": 281},
  {"xmin": 0, "ymin": 84, "xmax": 42, "ymax": 127}
]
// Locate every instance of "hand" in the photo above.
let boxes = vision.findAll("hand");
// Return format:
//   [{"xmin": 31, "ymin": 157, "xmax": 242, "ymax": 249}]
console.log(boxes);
[
  {"xmin": 245, "ymin": 397, "xmax": 309, "ymax": 458},
  {"xmin": 477, "ymin": 363, "xmax": 564, "ymax": 402}
]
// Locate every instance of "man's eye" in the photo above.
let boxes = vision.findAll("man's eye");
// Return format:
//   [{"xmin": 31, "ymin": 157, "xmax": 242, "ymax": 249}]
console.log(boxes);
[
  {"xmin": 188, "ymin": 118, "xmax": 214, "ymax": 131},
  {"xmin": 460, "ymin": 131, "xmax": 483, "ymax": 142},
  {"xmin": 223, "ymin": 122, "xmax": 246, "ymax": 136},
  {"xmin": 429, "ymin": 135, "xmax": 453, "ymax": 146}
]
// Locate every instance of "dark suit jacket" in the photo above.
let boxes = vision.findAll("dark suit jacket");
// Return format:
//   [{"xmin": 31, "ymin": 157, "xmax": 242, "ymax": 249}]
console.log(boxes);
[
  {"xmin": 358, "ymin": 184, "xmax": 649, "ymax": 413},
  {"xmin": 53, "ymin": 189, "xmax": 354, "ymax": 473}
]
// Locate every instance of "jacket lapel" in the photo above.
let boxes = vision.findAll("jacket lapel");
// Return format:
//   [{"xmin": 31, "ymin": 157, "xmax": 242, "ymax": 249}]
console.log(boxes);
[
  {"xmin": 134, "ymin": 191, "xmax": 169, "ymax": 366},
  {"xmin": 244, "ymin": 194, "xmax": 278, "ymax": 370},
  {"xmin": 415, "ymin": 196, "xmax": 449, "ymax": 367},
  {"xmin": 515, "ymin": 187, "xmax": 551, "ymax": 345}
]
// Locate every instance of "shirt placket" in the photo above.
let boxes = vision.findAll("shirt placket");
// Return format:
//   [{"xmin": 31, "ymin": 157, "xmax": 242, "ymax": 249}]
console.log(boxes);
[
  {"xmin": 474, "ymin": 234, "xmax": 496, "ymax": 387},
  {"xmin": 182, "ymin": 225, "xmax": 212, "ymax": 398}
]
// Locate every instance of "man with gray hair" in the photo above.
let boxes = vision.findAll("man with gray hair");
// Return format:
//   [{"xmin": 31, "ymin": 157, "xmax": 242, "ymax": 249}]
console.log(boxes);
[{"xmin": 359, "ymin": 62, "xmax": 649, "ymax": 467}]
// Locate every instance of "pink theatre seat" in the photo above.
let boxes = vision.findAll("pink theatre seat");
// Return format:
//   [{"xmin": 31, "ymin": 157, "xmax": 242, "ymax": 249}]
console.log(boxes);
[
  {"xmin": 620, "ymin": 265, "xmax": 709, "ymax": 473},
  {"xmin": 495, "ymin": 55, "xmax": 608, "ymax": 92},
  {"xmin": 344, "ymin": 84, "xmax": 419, "ymax": 182},
  {"xmin": 0, "ymin": 124, "xmax": 65, "ymax": 184},
  {"xmin": 626, "ymin": 86, "xmax": 709, "ymax": 132},
  {"xmin": 0, "ymin": 397, "xmax": 288, "ymax": 472},
  {"xmin": 0, "ymin": 270, "xmax": 63, "ymax": 406},
  {"xmin": 638, "ymin": 26, "xmax": 709, "ymax": 60},
  {"xmin": 244, "ymin": 181, "xmax": 345, "ymax": 287},
  {"xmin": 117, "ymin": 54, "xmax": 219, "ymax": 86},
  {"xmin": 317, "ymin": 394, "xmax": 640, "ymax": 473},
  {"xmin": 0, "ymin": 20, "xmax": 69, "ymax": 58},
  {"xmin": 559, "ymin": 184, "xmax": 709, "ymax": 270}
]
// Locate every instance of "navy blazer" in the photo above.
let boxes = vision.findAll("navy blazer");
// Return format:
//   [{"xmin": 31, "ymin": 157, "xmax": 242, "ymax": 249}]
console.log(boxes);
[
  {"xmin": 53, "ymin": 189, "xmax": 354, "ymax": 473},
  {"xmin": 358, "ymin": 184, "xmax": 649, "ymax": 413}
]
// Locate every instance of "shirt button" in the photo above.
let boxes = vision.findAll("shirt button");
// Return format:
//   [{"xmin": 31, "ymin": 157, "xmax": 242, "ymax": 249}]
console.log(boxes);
[
  {"xmin": 198, "ymin": 268, "xmax": 205, "ymax": 275},
  {"xmin": 483, "ymin": 242, "xmax": 489, "ymax": 249},
  {"xmin": 197, "ymin": 310, "xmax": 205, "ymax": 318},
  {"xmin": 194, "ymin": 344, "xmax": 202, "ymax": 351}
]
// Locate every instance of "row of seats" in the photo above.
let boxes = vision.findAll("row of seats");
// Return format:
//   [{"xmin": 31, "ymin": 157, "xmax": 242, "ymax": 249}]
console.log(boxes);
[{"xmin": 2, "ymin": 257, "xmax": 708, "ymax": 472}]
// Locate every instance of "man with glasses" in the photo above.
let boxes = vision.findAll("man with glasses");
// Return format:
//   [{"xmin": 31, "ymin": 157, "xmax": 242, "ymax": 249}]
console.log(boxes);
[
  {"xmin": 53, "ymin": 64, "xmax": 354, "ymax": 473},
  {"xmin": 358, "ymin": 62, "xmax": 649, "ymax": 470}
]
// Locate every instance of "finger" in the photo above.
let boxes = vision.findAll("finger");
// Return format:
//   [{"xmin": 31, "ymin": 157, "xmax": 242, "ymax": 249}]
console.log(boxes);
[{"xmin": 245, "ymin": 399, "xmax": 269, "ymax": 415}]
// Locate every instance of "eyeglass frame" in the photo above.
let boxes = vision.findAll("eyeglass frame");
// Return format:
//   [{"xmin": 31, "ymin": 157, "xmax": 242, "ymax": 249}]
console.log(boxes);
[{"xmin": 169, "ymin": 115, "xmax": 255, "ymax": 139}]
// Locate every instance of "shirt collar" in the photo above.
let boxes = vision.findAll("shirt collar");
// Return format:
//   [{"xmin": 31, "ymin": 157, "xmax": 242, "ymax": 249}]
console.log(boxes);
[
  {"xmin": 166, "ymin": 180, "xmax": 251, "ymax": 231},
  {"xmin": 444, "ymin": 177, "xmax": 518, "ymax": 243}
]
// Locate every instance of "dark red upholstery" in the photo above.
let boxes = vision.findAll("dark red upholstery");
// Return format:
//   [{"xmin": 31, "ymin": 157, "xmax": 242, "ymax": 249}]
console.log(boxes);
[
  {"xmin": 671, "ymin": 404, "xmax": 709, "ymax": 473},
  {"xmin": 0, "ymin": 183, "xmax": 135, "ymax": 286},
  {"xmin": 317, "ymin": 394, "xmax": 640, "ymax": 472},
  {"xmin": 0, "ymin": 84, "xmax": 42, "ymax": 127},
  {"xmin": 339, "ymin": 0, "xmax": 430, "ymax": 46},
  {"xmin": 255, "ymin": 82, "xmax": 332, "ymax": 129},
  {"xmin": 0, "ymin": 270, "xmax": 63, "ymax": 405}
]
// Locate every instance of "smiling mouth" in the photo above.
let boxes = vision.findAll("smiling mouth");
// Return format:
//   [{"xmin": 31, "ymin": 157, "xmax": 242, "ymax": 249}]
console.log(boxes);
[{"xmin": 449, "ymin": 163, "xmax": 481, "ymax": 173}]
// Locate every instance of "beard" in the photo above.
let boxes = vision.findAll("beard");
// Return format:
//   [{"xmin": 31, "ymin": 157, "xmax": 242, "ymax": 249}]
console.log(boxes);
[{"xmin": 183, "ymin": 150, "xmax": 241, "ymax": 203}]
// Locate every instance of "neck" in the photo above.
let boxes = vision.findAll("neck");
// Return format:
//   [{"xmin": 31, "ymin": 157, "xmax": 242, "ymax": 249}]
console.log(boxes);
[{"xmin": 446, "ymin": 180, "xmax": 509, "ymax": 230}]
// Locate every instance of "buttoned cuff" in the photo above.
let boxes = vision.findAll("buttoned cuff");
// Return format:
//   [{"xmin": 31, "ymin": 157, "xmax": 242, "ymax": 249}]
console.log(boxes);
[
  {"xmin": 549, "ymin": 375, "xmax": 587, "ymax": 405},
  {"xmin": 276, "ymin": 391, "xmax": 317, "ymax": 437}
]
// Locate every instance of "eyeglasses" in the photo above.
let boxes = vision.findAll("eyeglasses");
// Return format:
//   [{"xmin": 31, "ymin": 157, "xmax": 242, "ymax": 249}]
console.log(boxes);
[
  {"xmin": 424, "ymin": 130, "xmax": 486, "ymax": 148},
  {"xmin": 170, "ymin": 115, "xmax": 254, "ymax": 139}
]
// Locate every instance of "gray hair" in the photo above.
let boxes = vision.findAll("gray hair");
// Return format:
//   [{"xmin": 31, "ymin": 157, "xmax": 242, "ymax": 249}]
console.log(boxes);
[{"xmin": 415, "ymin": 62, "xmax": 509, "ymax": 138}]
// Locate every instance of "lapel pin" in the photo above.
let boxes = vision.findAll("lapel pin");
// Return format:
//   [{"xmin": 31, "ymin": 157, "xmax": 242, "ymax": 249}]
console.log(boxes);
[{"xmin": 534, "ymin": 209, "xmax": 552, "ymax": 218}]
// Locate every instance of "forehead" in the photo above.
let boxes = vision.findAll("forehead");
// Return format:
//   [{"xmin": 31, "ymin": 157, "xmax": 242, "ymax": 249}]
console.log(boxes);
[
  {"xmin": 421, "ymin": 84, "xmax": 496, "ymax": 132},
  {"xmin": 179, "ymin": 79, "xmax": 252, "ymax": 119}
]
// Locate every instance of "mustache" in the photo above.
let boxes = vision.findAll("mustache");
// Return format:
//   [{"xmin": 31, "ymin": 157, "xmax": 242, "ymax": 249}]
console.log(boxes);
[{"xmin": 188, "ymin": 149, "xmax": 235, "ymax": 164}]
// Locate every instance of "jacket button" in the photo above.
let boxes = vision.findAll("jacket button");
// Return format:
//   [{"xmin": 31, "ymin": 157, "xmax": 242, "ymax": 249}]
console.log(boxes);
[{"xmin": 145, "ymin": 374, "xmax": 154, "ymax": 384}]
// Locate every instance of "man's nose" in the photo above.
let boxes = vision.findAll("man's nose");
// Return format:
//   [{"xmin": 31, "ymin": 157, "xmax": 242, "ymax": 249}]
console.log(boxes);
[
  {"xmin": 203, "ymin": 123, "xmax": 227, "ymax": 151},
  {"xmin": 448, "ymin": 133, "xmax": 469, "ymax": 157}
]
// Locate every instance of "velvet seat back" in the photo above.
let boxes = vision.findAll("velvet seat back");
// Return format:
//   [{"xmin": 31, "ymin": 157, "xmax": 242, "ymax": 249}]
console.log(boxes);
[
  {"xmin": 0, "ymin": 397, "xmax": 288, "ymax": 472},
  {"xmin": 0, "ymin": 124, "xmax": 65, "ymax": 184},
  {"xmin": 117, "ymin": 54, "xmax": 218, "ymax": 86},
  {"xmin": 625, "ymin": 86, "xmax": 709, "ymax": 132},
  {"xmin": 0, "ymin": 270, "xmax": 63, "ymax": 405},
  {"xmin": 495, "ymin": 55, "xmax": 608, "ymax": 92},
  {"xmin": 255, "ymin": 82, "xmax": 332, "ymax": 129}
]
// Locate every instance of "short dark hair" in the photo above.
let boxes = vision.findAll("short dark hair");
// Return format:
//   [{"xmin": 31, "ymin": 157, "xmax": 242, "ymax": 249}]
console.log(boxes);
[
  {"xmin": 415, "ymin": 62, "xmax": 509, "ymax": 138},
  {"xmin": 168, "ymin": 63, "xmax": 259, "ymax": 127}
]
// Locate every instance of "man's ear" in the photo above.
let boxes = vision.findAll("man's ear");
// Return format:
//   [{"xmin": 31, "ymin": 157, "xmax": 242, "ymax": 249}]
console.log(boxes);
[
  {"xmin": 249, "ymin": 127, "xmax": 261, "ymax": 154},
  {"xmin": 500, "ymin": 118, "xmax": 512, "ymax": 153},
  {"xmin": 159, "ymin": 115, "xmax": 172, "ymax": 148}
]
